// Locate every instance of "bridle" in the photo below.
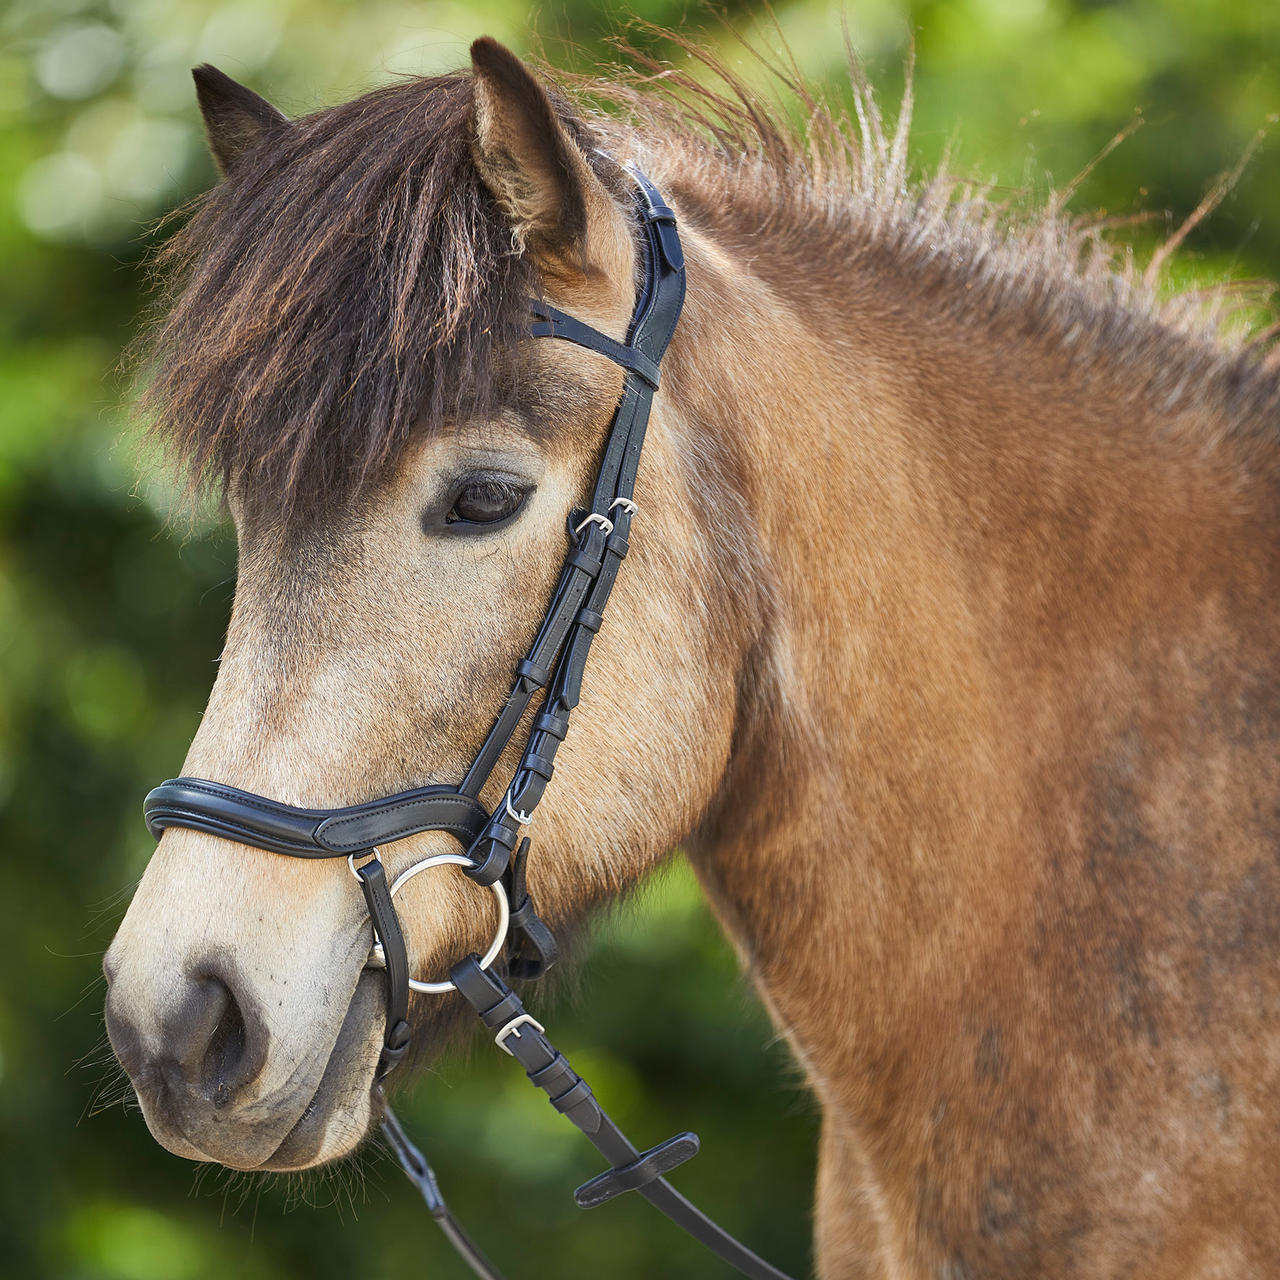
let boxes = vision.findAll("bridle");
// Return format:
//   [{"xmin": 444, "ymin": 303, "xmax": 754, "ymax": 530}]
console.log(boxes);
[{"xmin": 142, "ymin": 170, "xmax": 794, "ymax": 1280}]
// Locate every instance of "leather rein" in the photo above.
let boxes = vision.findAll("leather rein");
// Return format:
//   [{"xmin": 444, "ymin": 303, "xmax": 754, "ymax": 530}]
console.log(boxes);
[{"xmin": 142, "ymin": 170, "xmax": 794, "ymax": 1280}]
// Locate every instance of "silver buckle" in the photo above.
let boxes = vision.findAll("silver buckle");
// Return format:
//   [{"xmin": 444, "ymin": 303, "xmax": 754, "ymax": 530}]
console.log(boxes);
[
  {"xmin": 495, "ymin": 1013, "xmax": 545, "ymax": 1055},
  {"xmin": 574, "ymin": 512, "xmax": 614, "ymax": 537},
  {"xmin": 504, "ymin": 793, "xmax": 533, "ymax": 826}
]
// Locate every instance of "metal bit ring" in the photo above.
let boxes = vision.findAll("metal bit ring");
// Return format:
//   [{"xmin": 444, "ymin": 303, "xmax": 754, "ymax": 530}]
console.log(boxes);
[{"xmin": 388, "ymin": 852, "xmax": 510, "ymax": 995}]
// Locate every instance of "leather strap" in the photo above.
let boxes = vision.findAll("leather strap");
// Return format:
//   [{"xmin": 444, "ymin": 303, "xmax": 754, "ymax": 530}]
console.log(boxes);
[
  {"xmin": 144, "ymin": 777, "xmax": 490, "ymax": 856},
  {"xmin": 449, "ymin": 957, "xmax": 795, "ymax": 1280},
  {"xmin": 531, "ymin": 302, "xmax": 662, "ymax": 389},
  {"xmin": 504, "ymin": 837, "xmax": 558, "ymax": 981},
  {"xmin": 381, "ymin": 1103, "xmax": 504, "ymax": 1280},
  {"xmin": 458, "ymin": 169, "xmax": 687, "ymax": 885},
  {"xmin": 355, "ymin": 857, "xmax": 412, "ymax": 1079}
]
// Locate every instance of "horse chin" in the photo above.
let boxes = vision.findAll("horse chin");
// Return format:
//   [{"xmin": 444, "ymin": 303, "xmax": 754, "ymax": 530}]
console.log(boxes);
[{"xmin": 249, "ymin": 969, "xmax": 388, "ymax": 1172}]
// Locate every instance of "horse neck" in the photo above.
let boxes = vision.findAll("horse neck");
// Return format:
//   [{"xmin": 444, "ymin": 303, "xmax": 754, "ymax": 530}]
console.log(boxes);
[{"xmin": 666, "ymin": 202, "xmax": 1277, "ymax": 1110}]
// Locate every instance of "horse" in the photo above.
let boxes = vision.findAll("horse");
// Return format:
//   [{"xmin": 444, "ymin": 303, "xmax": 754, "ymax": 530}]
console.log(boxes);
[{"xmin": 103, "ymin": 36, "xmax": 1280, "ymax": 1279}]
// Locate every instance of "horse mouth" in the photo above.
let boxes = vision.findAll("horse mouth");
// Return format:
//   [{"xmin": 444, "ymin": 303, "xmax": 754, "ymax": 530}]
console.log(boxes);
[{"xmin": 240, "ymin": 968, "xmax": 387, "ymax": 1172}]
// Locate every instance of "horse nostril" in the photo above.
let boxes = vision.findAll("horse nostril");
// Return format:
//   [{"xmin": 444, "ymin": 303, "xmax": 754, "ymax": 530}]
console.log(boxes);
[
  {"xmin": 103, "ymin": 955, "xmax": 277, "ymax": 1162},
  {"xmin": 152, "ymin": 964, "xmax": 268, "ymax": 1109},
  {"xmin": 198, "ymin": 975, "xmax": 249, "ymax": 1106}
]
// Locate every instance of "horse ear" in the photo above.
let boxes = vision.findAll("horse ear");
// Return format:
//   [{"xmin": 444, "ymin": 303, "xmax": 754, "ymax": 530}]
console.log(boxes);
[
  {"xmin": 193, "ymin": 64, "xmax": 288, "ymax": 177},
  {"xmin": 469, "ymin": 37, "xmax": 629, "ymax": 277}
]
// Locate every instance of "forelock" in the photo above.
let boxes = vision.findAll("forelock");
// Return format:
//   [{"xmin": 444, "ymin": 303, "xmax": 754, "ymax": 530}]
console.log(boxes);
[{"xmin": 135, "ymin": 73, "xmax": 540, "ymax": 519}]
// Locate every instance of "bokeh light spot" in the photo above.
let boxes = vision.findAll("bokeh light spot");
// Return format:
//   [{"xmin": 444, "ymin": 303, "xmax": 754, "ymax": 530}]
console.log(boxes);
[
  {"xmin": 17, "ymin": 151, "xmax": 103, "ymax": 239},
  {"xmin": 35, "ymin": 23, "xmax": 127, "ymax": 101}
]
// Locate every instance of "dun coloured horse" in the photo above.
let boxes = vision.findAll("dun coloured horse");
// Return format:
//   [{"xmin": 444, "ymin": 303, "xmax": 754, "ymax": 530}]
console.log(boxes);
[{"xmin": 104, "ymin": 37, "xmax": 1280, "ymax": 1279}]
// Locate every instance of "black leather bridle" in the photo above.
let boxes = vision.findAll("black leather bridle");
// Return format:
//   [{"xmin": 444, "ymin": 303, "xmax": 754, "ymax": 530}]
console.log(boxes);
[{"xmin": 142, "ymin": 171, "xmax": 794, "ymax": 1280}]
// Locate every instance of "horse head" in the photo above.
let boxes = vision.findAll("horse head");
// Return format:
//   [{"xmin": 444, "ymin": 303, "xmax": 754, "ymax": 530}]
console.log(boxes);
[{"xmin": 104, "ymin": 40, "xmax": 746, "ymax": 1173}]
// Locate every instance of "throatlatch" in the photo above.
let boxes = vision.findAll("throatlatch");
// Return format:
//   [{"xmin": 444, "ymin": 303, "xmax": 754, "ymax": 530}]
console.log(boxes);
[{"xmin": 143, "ymin": 170, "xmax": 795, "ymax": 1280}]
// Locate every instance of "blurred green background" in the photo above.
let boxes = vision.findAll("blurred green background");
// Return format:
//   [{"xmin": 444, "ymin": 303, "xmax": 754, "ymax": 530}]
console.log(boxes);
[{"xmin": 1, "ymin": 1, "xmax": 1275, "ymax": 1277}]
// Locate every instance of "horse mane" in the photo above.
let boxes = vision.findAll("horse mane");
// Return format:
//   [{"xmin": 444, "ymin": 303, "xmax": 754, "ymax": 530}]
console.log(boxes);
[
  {"xmin": 133, "ymin": 40, "xmax": 1280, "ymax": 520},
  {"xmin": 580, "ymin": 38, "xmax": 1280, "ymax": 450}
]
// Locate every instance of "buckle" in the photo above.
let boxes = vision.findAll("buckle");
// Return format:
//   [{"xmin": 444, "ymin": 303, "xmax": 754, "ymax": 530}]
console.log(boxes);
[
  {"xmin": 494, "ymin": 1013, "xmax": 545, "ymax": 1055},
  {"xmin": 574, "ymin": 512, "xmax": 614, "ymax": 537}
]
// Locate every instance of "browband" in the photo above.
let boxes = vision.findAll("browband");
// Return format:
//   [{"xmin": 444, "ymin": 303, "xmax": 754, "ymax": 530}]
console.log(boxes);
[{"xmin": 531, "ymin": 302, "xmax": 662, "ymax": 389}]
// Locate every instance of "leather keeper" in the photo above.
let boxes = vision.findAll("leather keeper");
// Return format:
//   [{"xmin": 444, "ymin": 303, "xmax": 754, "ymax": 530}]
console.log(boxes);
[
  {"xmin": 521, "ymin": 751, "xmax": 556, "ymax": 782},
  {"xmin": 550, "ymin": 1077, "xmax": 596, "ymax": 1119},
  {"xmin": 534, "ymin": 711, "xmax": 569, "ymax": 739},
  {"xmin": 481, "ymin": 818, "xmax": 520, "ymax": 850},
  {"xmin": 464, "ymin": 837, "xmax": 512, "ymax": 887},
  {"xmin": 508, "ymin": 895, "xmax": 538, "ymax": 928},
  {"xmin": 528, "ymin": 1053, "xmax": 575, "ymax": 1093},
  {"xmin": 515, "ymin": 658, "xmax": 550, "ymax": 688},
  {"xmin": 476, "ymin": 991, "xmax": 524, "ymax": 1032},
  {"xmin": 565, "ymin": 546, "xmax": 603, "ymax": 576}
]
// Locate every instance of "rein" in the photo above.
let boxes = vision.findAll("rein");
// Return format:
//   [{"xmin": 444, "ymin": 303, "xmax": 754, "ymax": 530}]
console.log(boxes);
[{"xmin": 143, "ymin": 170, "xmax": 794, "ymax": 1280}]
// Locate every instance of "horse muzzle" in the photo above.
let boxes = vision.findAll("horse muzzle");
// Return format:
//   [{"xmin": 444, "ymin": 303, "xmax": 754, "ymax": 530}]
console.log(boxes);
[{"xmin": 103, "ymin": 891, "xmax": 386, "ymax": 1170}]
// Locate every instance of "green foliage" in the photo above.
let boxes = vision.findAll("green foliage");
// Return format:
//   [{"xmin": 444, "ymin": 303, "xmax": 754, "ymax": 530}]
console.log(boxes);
[{"xmin": 0, "ymin": 2, "xmax": 1274, "ymax": 1277}]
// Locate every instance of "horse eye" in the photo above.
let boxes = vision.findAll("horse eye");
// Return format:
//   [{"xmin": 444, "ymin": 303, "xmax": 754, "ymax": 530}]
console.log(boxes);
[{"xmin": 445, "ymin": 477, "xmax": 531, "ymax": 527}]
